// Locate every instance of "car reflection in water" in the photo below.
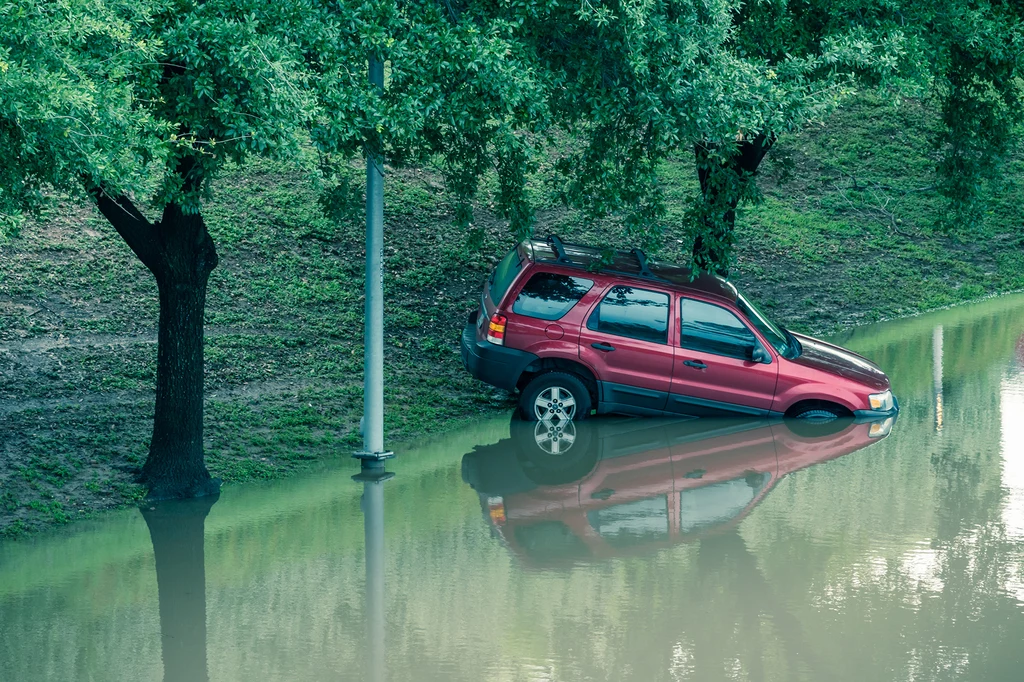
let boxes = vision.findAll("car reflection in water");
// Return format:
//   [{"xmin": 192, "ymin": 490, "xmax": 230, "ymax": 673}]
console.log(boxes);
[{"xmin": 462, "ymin": 414, "xmax": 895, "ymax": 566}]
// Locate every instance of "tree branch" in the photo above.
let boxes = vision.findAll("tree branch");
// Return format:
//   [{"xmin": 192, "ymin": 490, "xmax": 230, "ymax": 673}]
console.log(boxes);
[{"xmin": 89, "ymin": 188, "xmax": 160, "ymax": 270}]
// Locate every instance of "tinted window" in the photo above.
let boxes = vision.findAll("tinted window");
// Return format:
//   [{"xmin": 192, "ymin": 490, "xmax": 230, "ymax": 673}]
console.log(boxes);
[
  {"xmin": 488, "ymin": 247, "xmax": 522, "ymax": 304},
  {"xmin": 512, "ymin": 273, "xmax": 593, "ymax": 321},
  {"xmin": 587, "ymin": 286, "xmax": 669, "ymax": 344},
  {"xmin": 680, "ymin": 298, "xmax": 758, "ymax": 359}
]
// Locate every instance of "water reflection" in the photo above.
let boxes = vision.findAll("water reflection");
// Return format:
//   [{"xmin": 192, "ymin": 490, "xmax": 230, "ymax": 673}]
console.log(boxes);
[
  {"xmin": 2, "ymin": 294, "xmax": 1024, "ymax": 681},
  {"xmin": 140, "ymin": 495, "xmax": 218, "ymax": 682},
  {"xmin": 353, "ymin": 464, "xmax": 393, "ymax": 682},
  {"xmin": 934, "ymin": 324, "xmax": 944, "ymax": 432},
  {"xmin": 463, "ymin": 416, "xmax": 892, "ymax": 566}
]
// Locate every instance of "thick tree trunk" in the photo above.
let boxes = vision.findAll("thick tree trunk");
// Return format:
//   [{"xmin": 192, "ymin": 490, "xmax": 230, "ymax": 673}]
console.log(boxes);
[
  {"xmin": 692, "ymin": 132, "xmax": 775, "ymax": 277},
  {"xmin": 145, "ymin": 203, "xmax": 219, "ymax": 499},
  {"xmin": 90, "ymin": 172, "xmax": 220, "ymax": 499},
  {"xmin": 141, "ymin": 495, "xmax": 219, "ymax": 682}
]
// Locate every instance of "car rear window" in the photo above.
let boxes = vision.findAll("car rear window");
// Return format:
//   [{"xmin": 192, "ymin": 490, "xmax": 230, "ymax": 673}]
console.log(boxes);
[
  {"xmin": 512, "ymin": 272, "xmax": 594, "ymax": 321},
  {"xmin": 587, "ymin": 286, "xmax": 670, "ymax": 344},
  {"xmin": 488, "ymin": 247, "xmax": 523, "ymax": 304},
  {"xmin": 512, "ymin": 521, "xmax": 592, "ymax": 561}
]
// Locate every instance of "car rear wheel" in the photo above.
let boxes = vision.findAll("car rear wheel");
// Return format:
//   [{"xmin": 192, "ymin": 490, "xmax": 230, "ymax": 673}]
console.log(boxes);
[{"xmin": 518, "ymin": 372, "xmax": 593, "ymax": 422}]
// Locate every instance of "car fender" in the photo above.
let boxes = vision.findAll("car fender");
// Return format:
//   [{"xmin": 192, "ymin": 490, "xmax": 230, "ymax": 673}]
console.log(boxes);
[
  {"xmin": 519, "ymin": 345, "xmax": 600, "ymax": 385},
  {"xmin": 772, "ymin": 384, "xmax": 864, "ymax": 415}
]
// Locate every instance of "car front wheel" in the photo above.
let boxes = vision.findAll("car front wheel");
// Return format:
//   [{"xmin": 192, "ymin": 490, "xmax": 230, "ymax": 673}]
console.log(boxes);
[{"xmin": 518, "ymin": 372, "xmax": 593, "ymax": 422}]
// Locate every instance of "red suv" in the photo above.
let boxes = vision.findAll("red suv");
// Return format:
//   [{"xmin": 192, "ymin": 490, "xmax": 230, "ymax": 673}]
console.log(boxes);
[{"xmin": 460, "ymin": 236, "xmax": 898, "ymax": 422}]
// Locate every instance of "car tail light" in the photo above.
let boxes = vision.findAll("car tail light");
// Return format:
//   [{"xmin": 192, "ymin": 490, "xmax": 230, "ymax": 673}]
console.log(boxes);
[
  {"xmin": 487, "ymin": 496, "xmax": 506, "ymax": 525},
  {"xmin": 486, "ymin": 314, "xmax": 507, "ymax": 345}
]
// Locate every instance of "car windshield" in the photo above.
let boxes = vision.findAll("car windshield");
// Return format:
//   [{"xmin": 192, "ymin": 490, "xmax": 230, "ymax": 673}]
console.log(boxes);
[{"xmin": 737, "ymin": 294, "xmax": 799, "ymax": 359}]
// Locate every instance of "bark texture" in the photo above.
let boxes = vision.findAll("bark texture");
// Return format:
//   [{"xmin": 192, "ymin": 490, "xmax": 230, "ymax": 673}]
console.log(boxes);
[
  {"xmin": 141, "ymin": 495, "xmax": 219, "ymax": 682},
  {"xmin": 693, "ymin": 132, "xmax": 775, "ymax": 277},
  {"xmin": 91, "ymin": 162, "xmax": 220, "ymax": 499}
]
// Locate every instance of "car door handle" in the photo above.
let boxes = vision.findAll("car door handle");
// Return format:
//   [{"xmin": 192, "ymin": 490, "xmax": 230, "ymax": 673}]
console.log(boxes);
[
  {"xmin": 682, "ymin": 360, "xmax": 707, "ymax": 370},
  {"xmin": 591, "ymin": 342, "xmax": 616, "ymax": 352}
]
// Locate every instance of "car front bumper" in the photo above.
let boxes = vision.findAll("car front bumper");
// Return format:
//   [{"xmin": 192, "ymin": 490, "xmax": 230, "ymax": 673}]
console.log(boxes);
[{"xmin": 852, "ymin": 393, "xmax": 900, "ymax": 421}]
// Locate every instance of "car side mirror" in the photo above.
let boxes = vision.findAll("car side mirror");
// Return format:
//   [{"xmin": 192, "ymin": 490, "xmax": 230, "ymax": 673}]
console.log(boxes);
[{"xmin": 751, "ymin": 346, "xmax": 770, "ymax": 364}]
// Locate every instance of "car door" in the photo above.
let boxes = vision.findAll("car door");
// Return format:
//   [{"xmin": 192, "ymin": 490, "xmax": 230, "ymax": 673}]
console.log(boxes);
[
  {"xmin": 669, "ymin": 297, "xmax": 779, "ymax": 416},
  {"xmin": 578, "ymin": 284, "xmax": 675, "ymax": 414}
]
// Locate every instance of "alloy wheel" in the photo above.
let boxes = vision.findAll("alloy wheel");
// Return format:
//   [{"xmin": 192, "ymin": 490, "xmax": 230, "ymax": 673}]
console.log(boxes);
[{"xmin": 532, "ymin": 386, "xmax": 577, "ymax": 421}]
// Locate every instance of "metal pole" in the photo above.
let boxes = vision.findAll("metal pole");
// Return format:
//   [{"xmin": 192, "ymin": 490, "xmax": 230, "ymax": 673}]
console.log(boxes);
[{"xmin": 357, "ymin": 54, "xmax": 393, "ymax": 463}]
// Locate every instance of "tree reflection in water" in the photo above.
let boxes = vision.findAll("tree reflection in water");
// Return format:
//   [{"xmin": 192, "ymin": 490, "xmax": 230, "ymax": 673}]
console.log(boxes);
[{"xmin": 141, "ymin": 495, "xmax": 218, "ymax": 682}]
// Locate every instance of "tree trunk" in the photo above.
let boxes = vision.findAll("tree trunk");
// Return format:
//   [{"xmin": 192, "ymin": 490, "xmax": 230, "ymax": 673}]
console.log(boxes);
[
  {"xmin": 692, "ymin": 132, "xmax": 775, "ymax": 277},
  {"xmin": 90, "ymin": 178, "xmax": 220, "ymax": 499},
  {"xmin": 145, "ymin": 203, "xmax": 219, "ymax": 499},
  {"xmin": 141, "ymin": 495, "xmax": 219, "ymax": 682}
]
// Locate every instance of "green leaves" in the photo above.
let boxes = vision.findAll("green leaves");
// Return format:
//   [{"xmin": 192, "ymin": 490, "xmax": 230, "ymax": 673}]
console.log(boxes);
[
  {"xmin": 0, "ymin": 0, "xmax": 164, "ymax": 227},
  {"xmin": 6, "ymin": 0, "xmax": 1021, "ymax": 268},
  {"xmin": 930, "ymin": 2, "xmax": 1024, "ymax": 232}
]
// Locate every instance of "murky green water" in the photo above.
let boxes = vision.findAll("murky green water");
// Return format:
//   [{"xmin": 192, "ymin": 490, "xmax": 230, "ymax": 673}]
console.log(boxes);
[{"xmin": 2, "ymin": 294, "xmax": 1024, "ymax": 681}]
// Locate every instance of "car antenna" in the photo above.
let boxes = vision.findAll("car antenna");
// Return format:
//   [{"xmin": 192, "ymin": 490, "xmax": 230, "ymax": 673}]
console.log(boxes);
[
  {"xmin": 547, "ymin": 235, "xmax": 573, "ymax": 264},
  {"xmin": 631, "ymin": 247, "xmax": 656, "ymax": 279}
]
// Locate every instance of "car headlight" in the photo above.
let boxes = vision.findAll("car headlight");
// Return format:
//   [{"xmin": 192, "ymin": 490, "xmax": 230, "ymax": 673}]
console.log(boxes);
[{"xmin": 868, "ymin": 389, "xmax": 894, "ymax": 412}]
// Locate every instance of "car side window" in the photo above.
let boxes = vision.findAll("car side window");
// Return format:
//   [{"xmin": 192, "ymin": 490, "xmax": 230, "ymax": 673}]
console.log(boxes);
[
  {"xmin": 680, "ymin": 298, "xmax": 759, "ymax": 360},
  {"xmin": 512, "ymin": 272, "xmax": 594, "ymax": 321},
  {"xmin": 587, "ymin": 286, "xmax": 669, "ymax": 344}
]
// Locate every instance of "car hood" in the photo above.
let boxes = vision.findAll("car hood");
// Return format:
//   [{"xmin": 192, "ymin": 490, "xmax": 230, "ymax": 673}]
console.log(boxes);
[{"xmin": 790, "ymin": 333, "xmax": 890, "ymax": 391}]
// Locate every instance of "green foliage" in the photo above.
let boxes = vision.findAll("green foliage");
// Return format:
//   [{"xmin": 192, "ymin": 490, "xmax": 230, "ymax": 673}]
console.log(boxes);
[
  {"xmin": 930, "ymin": 3, "xmax": 1024, "ymax": 231},
  {"xmin": 0, "ymin": 0, "xmax": 163, "ymax": 232},
  {"xmin": 131, "ymin": 0, "xmax": 321, "ymax": 209}
]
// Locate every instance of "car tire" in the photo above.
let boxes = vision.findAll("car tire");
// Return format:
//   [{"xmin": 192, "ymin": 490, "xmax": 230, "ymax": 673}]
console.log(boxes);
[
  {"xmin": 792, "ymin": 407, "xmax": 841, "ymax": 422},
  {"xmin": 787, "ymin": 405, "xmax": 851, "ymax": 438},
  {"xmin": 518, "ymin": 372, "xmax": 593, "ymax": 422}
]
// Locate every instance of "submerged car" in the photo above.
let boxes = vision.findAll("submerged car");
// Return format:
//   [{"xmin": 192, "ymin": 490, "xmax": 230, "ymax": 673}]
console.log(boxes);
[
  {"xmin": 461, "ymin": 236, "xmax": 898, "ymax": 422},
  {"xmin": 461, "ymin": 415, "xmax": 895, "ymax": 565}
]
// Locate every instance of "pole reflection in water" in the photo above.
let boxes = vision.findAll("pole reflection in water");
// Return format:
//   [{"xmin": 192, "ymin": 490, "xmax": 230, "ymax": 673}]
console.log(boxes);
[
  {"xmin": 934, "ymin": 324, "xmax": 944, "ymax": 432},
  {"xmin": 353, "ymin": 461, "xmax": 393, "ymax": 682},
  {"xmin": 140, "ymin": 494, "xmax": 219, "ymax": 682}
]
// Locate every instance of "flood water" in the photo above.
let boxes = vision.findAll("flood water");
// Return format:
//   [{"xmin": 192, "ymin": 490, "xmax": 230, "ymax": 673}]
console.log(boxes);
[{"xmin": 2, "ymin": 294, "xmax": 1024, "ymax": 681}]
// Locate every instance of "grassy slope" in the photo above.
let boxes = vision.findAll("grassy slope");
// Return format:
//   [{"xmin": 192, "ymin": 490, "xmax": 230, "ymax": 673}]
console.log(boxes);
[{"xmin": 2, "ymin": 95, "xmax": 1022, "ymax": 537}]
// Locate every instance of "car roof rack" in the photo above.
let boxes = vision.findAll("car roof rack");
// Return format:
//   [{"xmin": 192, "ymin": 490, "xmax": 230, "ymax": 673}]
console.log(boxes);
[
  {"xmin": 536, "ymin": 234, "xmax": 672, "ymax": 284},
  {"xmin": 631, "ymin": 248, "xmax": 656, "ymax": 279},
  {"xmin": 546, "ymin": 234, "xmax": 573, "ymax": 264}
]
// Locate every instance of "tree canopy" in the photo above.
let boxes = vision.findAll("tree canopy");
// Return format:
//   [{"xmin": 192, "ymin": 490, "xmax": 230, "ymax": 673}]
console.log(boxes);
[
  {"xmin": 345, "ymin": 0, "xmax": 908, "ymax": 271},
  {"xmin": 0, "ymin": 0, "xmax": 160, "ymax": 238}
]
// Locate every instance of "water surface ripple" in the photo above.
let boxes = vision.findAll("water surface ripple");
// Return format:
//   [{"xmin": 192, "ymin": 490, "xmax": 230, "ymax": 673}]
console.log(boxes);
[{"xmin": 2, "ymin": 294, "xmax": 1024, "ymax": 681}]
